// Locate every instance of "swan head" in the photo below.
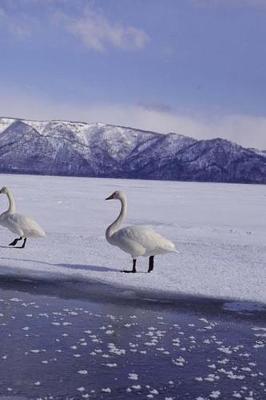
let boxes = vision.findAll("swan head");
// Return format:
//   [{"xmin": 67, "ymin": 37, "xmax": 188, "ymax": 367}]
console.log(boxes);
[
  {"xmin": 105, "ymin": 190, "xmax": 126, "ymax": 201},
  {"xmin": 0, "ymin": 186, "xmax": 9, "ymax": 195}
]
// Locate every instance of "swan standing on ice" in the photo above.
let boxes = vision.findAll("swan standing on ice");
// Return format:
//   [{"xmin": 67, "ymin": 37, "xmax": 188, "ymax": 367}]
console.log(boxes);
[
  {"xmin": 105, "ymin": 191, "xmax": 177, "ymax": 273},
  {"xmin": 0, "ymin": 186, "xmax": 46, "ymax": 248}
]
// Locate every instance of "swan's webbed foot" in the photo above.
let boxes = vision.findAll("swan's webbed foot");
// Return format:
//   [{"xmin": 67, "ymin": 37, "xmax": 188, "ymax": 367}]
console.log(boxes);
[
  {"xmin": 9, "ymin": 239, "xmax": 18, "ymax": 246},
  {"xmin": 121, "ymin": 258, "xmax": 137, "ymax": 273},
  {"xmin": 121, "ymin": 270, "xmax": 136, "ymax": 273},
  {"xmin": 18, "ymin": 238, "xmax": 27, "ymax": 249},
  {"xmin": 147, "ymin": 256, "xmax": 154, "ymax": 273},
  {"xmin": 9, "ymin": 237, "xmax": 22, "ymax": 247}
]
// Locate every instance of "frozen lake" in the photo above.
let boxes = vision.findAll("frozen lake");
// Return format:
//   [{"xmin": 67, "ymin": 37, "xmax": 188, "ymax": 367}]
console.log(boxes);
[
  {"xmin": 0, "ymin": 174, "xmax": 265, "ymax": 399},
  {"xmin": 0, "ymin": 174, "xmax": 265, "ymax": 305}
]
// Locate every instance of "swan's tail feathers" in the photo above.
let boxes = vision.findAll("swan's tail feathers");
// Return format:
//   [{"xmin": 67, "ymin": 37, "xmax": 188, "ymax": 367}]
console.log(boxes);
[
  {"xmin": 38, "ymin": 229, "xmax": 46, "ymax": 238},
  {"xmin": 164, "ymin": 240, "xmax": 178, "ymax": 254},
  {"xmin": 29, "ymin": 222, "xmax": 46, "ymax": 238},
  {"xmin": 169, "ymin": 245, "xmax": 179, "ymax": 254},
  {"xmin": 31, "ymin": 229, "xmax": 46, "ymax": 238}
]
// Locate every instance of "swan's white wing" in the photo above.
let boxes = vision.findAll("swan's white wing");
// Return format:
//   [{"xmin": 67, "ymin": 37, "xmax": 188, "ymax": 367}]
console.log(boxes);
[
  {"xmin": 7, "ymin": 213, "xmax": 46, "ymax": 238},
  {"xmin": 0, "ymin": 214, "xmax": 24, "ymax": 236},
  {"xmin": 112, "ymin": 225, "xmax": 176, "ymax": 257},
  {"xmin": 112, "ymin": 234, "xmax": 146, "ymax": 257}
]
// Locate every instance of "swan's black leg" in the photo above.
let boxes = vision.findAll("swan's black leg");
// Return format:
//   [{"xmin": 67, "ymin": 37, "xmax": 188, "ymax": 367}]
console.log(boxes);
[
  {"xmin": 9, "ymin": 237, "xmax": 22, "ymax": 246},
  {"xmin": 122, "ymin": 258, "xmax": 137, "ymax": 273},
  {"xmin": 132, "ymin": 258, "xmax": 136, "ymax": 273},
  {"xmin": 148, "ymin": 256, "xmax": 154, "ymax": 273},
  {"xmin": 20, "ymin": 238, "xmax": 27, "ymax": 249}
]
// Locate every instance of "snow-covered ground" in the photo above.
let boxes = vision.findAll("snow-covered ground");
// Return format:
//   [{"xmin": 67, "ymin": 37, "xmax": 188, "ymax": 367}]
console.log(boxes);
[{"xmin": 0, "ymin": 174, "xmax": 265, "ymax": 305}]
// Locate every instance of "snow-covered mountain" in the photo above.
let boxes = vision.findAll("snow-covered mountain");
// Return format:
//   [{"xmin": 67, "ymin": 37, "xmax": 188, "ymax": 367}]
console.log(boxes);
[{"xmin": 0, "ymin": 117, "xmax": 265, "ymax": 184}]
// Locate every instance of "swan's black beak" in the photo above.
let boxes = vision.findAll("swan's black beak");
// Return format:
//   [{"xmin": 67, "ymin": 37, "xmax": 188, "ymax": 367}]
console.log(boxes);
[{"xmin": 105, "ymin": 193, "xmax": 114, "ymax": 200}]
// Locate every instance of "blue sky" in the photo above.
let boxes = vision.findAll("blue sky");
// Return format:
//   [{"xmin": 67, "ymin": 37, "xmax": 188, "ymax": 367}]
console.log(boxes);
[{"xmin": 0, "ymin": 0, "xmax": 266, "ymax": 148}]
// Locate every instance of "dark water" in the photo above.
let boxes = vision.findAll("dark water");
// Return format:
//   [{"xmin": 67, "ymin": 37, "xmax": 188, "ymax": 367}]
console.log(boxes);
[{"xmin": 0, "ymin": 279, "xmax": 265, "ymax": 400}]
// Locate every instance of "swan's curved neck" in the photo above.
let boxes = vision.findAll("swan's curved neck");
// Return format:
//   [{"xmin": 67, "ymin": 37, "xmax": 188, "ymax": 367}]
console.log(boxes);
[
  {"xmin": 106, "ymin": 197, "xmax": 127, "ymax": 239},
  {"xmin": 6, "ymin": 190, "xmax": 16, "ymax": 213}
]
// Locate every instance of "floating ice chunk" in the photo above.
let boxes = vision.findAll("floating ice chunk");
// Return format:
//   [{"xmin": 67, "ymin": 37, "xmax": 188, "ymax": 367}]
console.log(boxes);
[
  {"xmin": 218, "ymin": 346, "xmax": 232, "ymax": 354},
  {"xmin": 128, "ymin": 373, "xmax": 138, "ymax": 380},
  {"xmin": 132, "ymin": 385, "xmax": 141, "ymax": 390},
  {"xmin": 195, "ymin": 377, "xmax": 203, "ymax": 382},
  {"xmin": 210, "ymin": 391, "xmax": 221, "ymax": 399},
  {"xmin": 252, "ymin": 327, "xmax": 266, "ymax": 331},
  {"xmin": 102, "ymin": 388, "xmax": 111, "ymax": 393}
]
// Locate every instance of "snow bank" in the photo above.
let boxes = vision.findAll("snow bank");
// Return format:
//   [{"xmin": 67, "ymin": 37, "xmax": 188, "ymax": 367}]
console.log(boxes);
[{"xmin": 0, "ymin": 174, "xmax": 265, "ymax": 305}]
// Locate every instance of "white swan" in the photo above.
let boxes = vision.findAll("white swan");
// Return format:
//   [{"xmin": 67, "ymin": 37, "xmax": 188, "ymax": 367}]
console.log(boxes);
[
  {"xmin": 0, "ymin": 186, "xmax": 46, "ymax": 248},
  {"xmin": 105, "ymin": 190, "xmax": 177, "ymax": 273}
]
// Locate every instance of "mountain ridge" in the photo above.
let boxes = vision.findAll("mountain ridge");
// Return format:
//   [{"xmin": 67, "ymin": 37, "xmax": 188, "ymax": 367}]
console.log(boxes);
[{"xmin": 0, "ymin": 117, "xmax": 265, "ymax": 184}]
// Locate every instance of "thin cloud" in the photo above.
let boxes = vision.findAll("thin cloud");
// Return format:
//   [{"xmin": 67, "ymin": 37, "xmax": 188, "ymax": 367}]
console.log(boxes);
[
  {"xmin": 193, "ymin": 0, "xmax": 266, "ymax": 9},
  {"xmin": 0, "ymin": 6, "xmax": 32, "ymax": 39},
  {"xmin": 0, "ymin": 91, "xmax": 265, "ymax": 150},
  {"xmin": 0, "ymin": 2, "xmax": 149, "ymax": 51},
  {"xmin": 57, "ymin": 8, "xmax": 150, "ymax": 52},
  {"xmin": 139, "ymin": 103, "xmax": 174, "ymax": 113}
]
